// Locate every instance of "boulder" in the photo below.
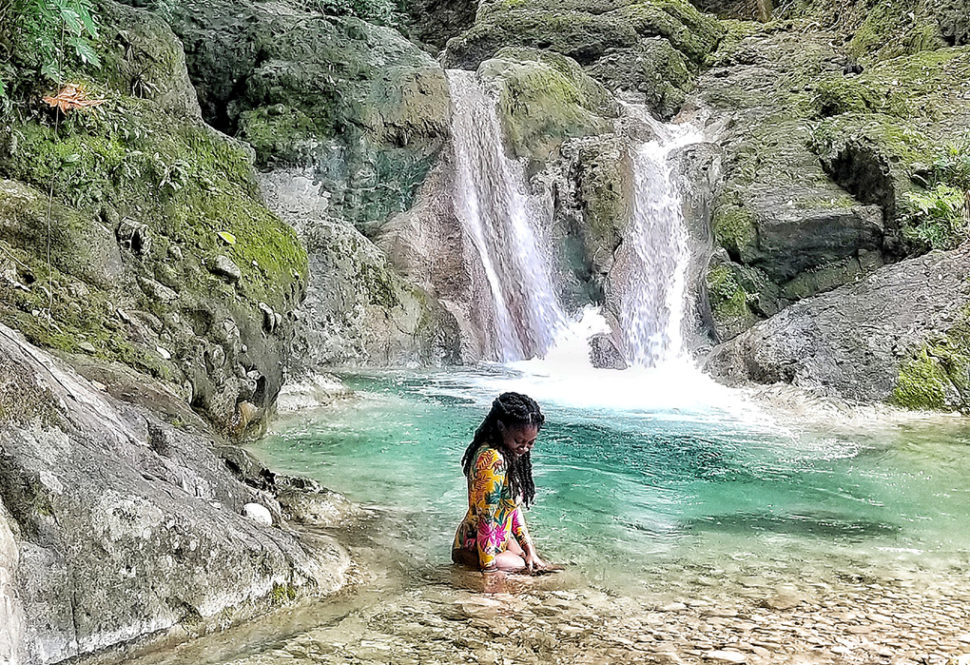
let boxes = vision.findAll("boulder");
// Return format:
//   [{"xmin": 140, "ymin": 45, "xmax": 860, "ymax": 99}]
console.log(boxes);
[
  {"xmin": 479, "ymin": 48, "xmax": 619, "ymax": 167},
  {"xmin": 705, "ymin": 246, "xmax": 970, "ymax": 409},
  {"xmin": 0, "ymin": 324, "xmax": 348, "ymax": 663}
]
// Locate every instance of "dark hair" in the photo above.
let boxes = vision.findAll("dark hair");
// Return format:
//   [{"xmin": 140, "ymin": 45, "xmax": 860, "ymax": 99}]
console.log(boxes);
[{"xmin": 461, "ymin": 392, "xmax": 545, "ymax": 507}]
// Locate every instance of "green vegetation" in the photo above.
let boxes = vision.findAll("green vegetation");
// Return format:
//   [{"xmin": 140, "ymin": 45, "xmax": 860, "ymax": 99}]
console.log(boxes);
[
  {"xmin": 901, "ymin": 186, "xmax": 968, "ymax": 251},
  {"xmin": 712, "ymin": 204, "xmax": 756, "ymax": 261},
  {"xmin": 270, "ymin": 582, "xmax": 298, "ymax": 605},
  {"xmin": 706, "ymin": 264, "xmax": 749, "ymax": 319},
  {"xmin": 0, "ymin": 0, "xmax": 101, "ymax": 100},
  {"xmin": 893, "ymin": 350, "xmax": 950, "ymax": 410},
  {"xmin": 899, "ymin": 143, "xmax": 970, "ymax": 252},
  {"xmin": 893, "ymin": 305, "xmax": 970, "ymax": 411}
]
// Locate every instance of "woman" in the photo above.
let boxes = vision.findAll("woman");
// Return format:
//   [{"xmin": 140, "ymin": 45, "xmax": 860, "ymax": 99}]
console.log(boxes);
[{"xmin": 452, "ymin": 392, "xmax": 548, "ymax": 572}]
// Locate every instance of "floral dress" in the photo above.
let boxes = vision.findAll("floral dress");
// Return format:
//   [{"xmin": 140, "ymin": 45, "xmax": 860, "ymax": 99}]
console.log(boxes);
[{"xmin": 453, "ymin": 445, "xmax": 531, "ymax": 570}]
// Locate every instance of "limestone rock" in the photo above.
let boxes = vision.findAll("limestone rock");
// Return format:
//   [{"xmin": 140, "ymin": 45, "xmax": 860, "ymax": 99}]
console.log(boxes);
[
  {"xmin": 259, "ymin": 168, "xmax": 462, "ymax": 369},
  {"xmin": 0, "ymin": 324, "xmax": 348, "ymax": 663},
  {"xmin": 209, "ymin": 255, "xmax": 242, "ymax": 283},
  {"xmin": 706, "ymin": 246, "xmax": 970, "ymax": 409}
]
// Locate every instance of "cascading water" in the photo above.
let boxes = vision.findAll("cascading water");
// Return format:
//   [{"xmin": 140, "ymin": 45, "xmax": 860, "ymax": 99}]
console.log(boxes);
[
  {"xmin": 618, "ymin": 109, "xmax": 704, "ymax": 367},
  {"xmin": 446, "ymin": 70, "xmax": 566, "ymax": 362}
]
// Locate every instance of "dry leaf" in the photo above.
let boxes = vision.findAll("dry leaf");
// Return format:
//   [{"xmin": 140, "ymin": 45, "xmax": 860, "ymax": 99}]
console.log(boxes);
[{"xmin": 42, "ymin": 84, "xmax": 106, "ymax": 114}]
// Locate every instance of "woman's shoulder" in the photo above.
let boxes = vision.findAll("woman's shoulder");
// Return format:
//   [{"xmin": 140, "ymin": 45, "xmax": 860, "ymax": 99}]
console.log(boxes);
[{"xmin": 473, "ymin": 445, "xmax": 505, "ymax": 471}]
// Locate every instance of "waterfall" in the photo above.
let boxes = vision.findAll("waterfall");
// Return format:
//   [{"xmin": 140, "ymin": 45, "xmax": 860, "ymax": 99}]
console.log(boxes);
[
  {"xmin": 618, "ymin": 110, "xmax": 703, "ymax": 367},
  {"xmin": 446, "ymin": 70, "xmax": 566, "ymax": 362}
]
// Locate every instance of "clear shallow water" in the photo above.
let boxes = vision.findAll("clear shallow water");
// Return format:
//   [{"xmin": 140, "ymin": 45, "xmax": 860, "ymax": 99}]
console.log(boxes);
[{"xmin": 254, "ymin": 366, "xmax": 970, "ymax": 594}]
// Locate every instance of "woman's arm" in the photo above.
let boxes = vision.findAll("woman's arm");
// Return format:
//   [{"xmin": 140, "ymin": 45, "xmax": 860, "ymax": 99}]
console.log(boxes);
[
  {"xmin": 512, "ymin": 506, "xmax": 546, "ymax": 570},
  {"xmin": 471, "ymin": 448, "xmax": 506, "ymax": 570},
  {"xmin": 511, "ymin": 506, "xmax": 532, "ymax": 551}
]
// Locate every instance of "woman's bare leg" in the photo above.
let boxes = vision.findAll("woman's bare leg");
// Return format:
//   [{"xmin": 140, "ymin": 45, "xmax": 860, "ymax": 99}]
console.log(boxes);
[
  {"xmin": 492, "ymin": 550, "xmax": 526, "ymax": 570},
  {"xmin": 452, "ymin": 543, "xmax": 525, "ymax": 571}
]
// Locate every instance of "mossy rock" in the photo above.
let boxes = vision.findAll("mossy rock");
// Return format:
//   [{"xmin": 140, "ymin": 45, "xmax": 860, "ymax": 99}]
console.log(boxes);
[
  {"xmin": 586, "ymin": 38, "xmax": 694, "ymax": 119},
  {"xmin": 0, "ymin": 1, "xmax": 308, "ymax": 435},
  {"xmin": 479, "ymin": 48, "xmax": 619, "ymax": 164},
  {"xmin": 705, "ymin": 262, "xmax": 760, "ymax": 340},
  {"xmin": 149, "ymin": 0, "xmax": 452, "ymax": 234},
  {"xmin": 712, "ymin": 202, "xmax": 757, "ymax": 263},
  {"xmin": 777, "ymin": 0, "xmax": 949, "ymax": 64},
  {"xmin": 561, "ymin": 135, "xmax": 634, "ymax": 285},
  {"xmin": 443, "ymin": 0, "xmax": 723, "ymax": 70},
  {"xmin": 893, "ymin": 305, "xmax": 970, "ymax": 411}
]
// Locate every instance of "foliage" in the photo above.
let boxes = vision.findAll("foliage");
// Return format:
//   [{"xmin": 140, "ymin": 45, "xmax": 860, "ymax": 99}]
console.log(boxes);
[
  {"xmin": 297, "ymin": 0, "xmax": 405, "ymax": 26},
  {"xmin": 0, "ymin": 0, "xmax": 101, "ymax": 97},
  {"xmin": 901, "ymin": 186, "xmax": 969, "ymax": 252},
  {"xmin": 932, "ymin": 143, "xmax": 970, "ymax": 192},
  {"xmin": 902, "ymin": 144, "xmax": 970, "ymax": 252}
]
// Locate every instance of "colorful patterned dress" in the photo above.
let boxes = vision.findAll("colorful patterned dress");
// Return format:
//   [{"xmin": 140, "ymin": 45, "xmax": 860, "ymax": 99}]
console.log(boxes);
[{"xmin": 453, "ymin": 445, "xmax": 532, "ymax": 570}]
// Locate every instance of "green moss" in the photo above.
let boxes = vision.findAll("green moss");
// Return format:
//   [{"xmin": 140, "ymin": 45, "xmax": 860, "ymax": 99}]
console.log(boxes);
[
  {"xmin": 893, "ymin": 305, "xmax": 970, "ymax": 411},
  {"xmin": 706, "ymin": 264, "xmax": 749, "ymax": 319},
  {"xmin": 892, "ymin": 350, "xmax": 950, "ymax": 410},
  {"xmin": 484, "ymin": 48, "xmax": 616, "ymax": 163},
  {"xmin": 0, "ymin": 96, "xmax": 306, "ymax": 310},
  {"xmin": 712, "ymin": 204, "xmax": 756, "ymax": 260},
  {"xmin": 845, "ymin": 1, "xmax": 945, "ymax": 63},
  {"xmin": 238, "ymin": 105, "xmax": 318, "ymax": 168},
  {"xmin": 811, "ymin": 78, "xmax": 871, "ymax": 118}
]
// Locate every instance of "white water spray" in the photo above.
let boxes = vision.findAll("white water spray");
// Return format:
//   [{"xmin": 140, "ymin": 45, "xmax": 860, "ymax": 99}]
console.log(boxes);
[{"xmin": 446, "ymin": 70, "xmax": 566, "ymax": 362}]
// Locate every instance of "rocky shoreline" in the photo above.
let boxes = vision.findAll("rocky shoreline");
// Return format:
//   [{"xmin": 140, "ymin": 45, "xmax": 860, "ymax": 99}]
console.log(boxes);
[{"xmin": 95, "ymin": 493, "xmax": 970, "ymax": 665}]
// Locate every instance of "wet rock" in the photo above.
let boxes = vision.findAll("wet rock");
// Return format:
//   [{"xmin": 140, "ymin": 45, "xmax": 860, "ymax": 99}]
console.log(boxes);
[{"xmin": 589, "ymin": 333, "xmax": 627, "ymax": 369}]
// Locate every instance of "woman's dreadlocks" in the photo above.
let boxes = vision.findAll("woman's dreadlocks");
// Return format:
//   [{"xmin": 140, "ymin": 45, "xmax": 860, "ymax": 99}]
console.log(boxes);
[{"xmin": 461, "ymin": 392, "xmax": 545, "ymax": 507}]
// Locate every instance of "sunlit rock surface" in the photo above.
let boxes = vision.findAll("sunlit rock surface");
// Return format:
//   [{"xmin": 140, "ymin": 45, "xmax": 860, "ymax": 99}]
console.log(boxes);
[{"xmin": 0, "ymin": 324, "xmax": 348, "ymax": 664}]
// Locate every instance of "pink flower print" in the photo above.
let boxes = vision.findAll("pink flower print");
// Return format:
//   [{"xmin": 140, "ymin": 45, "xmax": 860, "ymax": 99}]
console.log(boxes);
[{"xmin": 478, "ymin": 520, "xmax": 505, "ymax": 552}]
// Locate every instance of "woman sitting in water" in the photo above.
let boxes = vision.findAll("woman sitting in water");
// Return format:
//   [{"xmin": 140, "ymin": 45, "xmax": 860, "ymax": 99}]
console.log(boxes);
[{"xmin": 452, "ymin": 392, "xmax": 549, "ymax": 572}]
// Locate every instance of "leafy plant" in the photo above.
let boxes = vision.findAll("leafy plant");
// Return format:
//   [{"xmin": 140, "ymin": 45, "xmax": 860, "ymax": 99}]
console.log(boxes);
[
  {"xmin": 901, "ymin": 185, "xmax": 969, "ymax": 251},
  {"xmin": 933, "ymin": 143, "xmax": 970, "ymax": 192},
  {"xmin": 299, "ymin": 0, "xmax": 405, "ymax": 27},
  {"xmin": 0, "ymin": 0, "xmax": 101, "ymax": 97}
]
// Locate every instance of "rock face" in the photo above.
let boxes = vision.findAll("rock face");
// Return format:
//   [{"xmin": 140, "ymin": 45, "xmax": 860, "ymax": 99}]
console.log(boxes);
[
  {"xmin": 696, "ymin": 18, "xmax": 970, "ymax": 343},
  {"xmin": 0, "ymin": 324, "xmax": 348, "ymax": 665},
  {"xmin": 443, "ymin": 0, "xmax": 724, "ymax": 120},
  {"xmin": 258, "ymin": 169, "xmax": 462, "ymax": 369},
  {"xmin": 706, "ymin": 246, "xmax": 970, "ymax": 409},
  {"xmin": 156, "ymin": 0, "xmax": 452, "ymax": 236},
  {"xmin": 0, "ymin": 1, "xmax": 307, "ymax": 436}
]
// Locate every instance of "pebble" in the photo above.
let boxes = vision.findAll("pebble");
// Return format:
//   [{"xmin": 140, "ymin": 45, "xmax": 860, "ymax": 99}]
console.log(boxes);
[
  {"xmin": 242, "ymin": 502, "xmax": 272, "ymax": 526},
  {"xmin": 704, "ymin": 649, "xmax": 747, "ymax": 663}
]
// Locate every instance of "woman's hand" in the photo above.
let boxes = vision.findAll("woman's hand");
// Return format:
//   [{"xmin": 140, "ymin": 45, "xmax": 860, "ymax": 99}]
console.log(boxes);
[{"xmin": 523, "ymin": 546, "xmax": 547, "ymax": 572}]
